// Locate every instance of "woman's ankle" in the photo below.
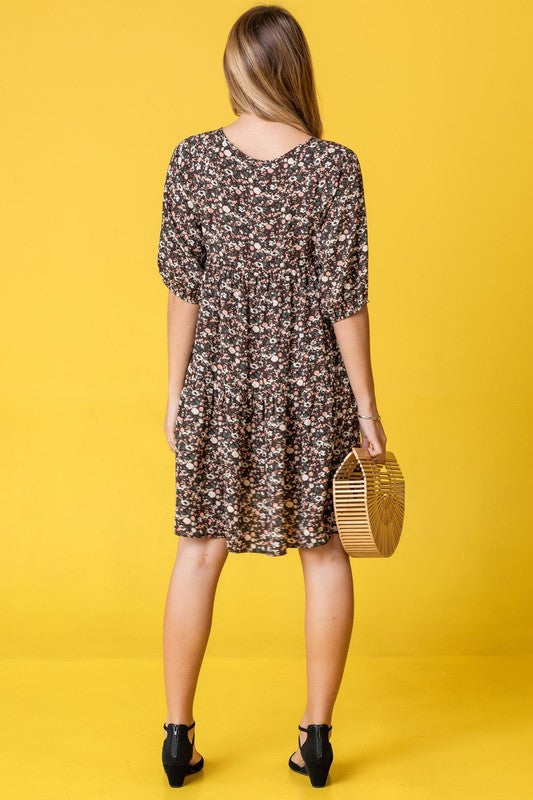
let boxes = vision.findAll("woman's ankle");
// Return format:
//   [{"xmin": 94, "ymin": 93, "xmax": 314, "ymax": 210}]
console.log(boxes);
[{"xmin": 299, "ymin": 714, "xmax": 332, "ymax": 727}]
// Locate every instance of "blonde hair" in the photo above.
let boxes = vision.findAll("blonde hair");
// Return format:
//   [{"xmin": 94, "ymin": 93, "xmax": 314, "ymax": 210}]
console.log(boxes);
[{"xmin": 222, "ymin": 5, "xmax": 323, "ymax": 139}]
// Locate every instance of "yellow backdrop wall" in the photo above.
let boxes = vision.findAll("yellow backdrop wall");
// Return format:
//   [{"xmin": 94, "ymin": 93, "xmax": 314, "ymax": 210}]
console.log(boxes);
[{"xmin": 2, "ymin": 0, "xmax": 532, "ymax": 660}]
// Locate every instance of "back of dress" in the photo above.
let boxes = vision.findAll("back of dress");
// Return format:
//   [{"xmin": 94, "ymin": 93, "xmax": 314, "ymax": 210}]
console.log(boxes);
[{"xmin": 157, "ymin": 126, "xmax": 369, "ymax": 557}]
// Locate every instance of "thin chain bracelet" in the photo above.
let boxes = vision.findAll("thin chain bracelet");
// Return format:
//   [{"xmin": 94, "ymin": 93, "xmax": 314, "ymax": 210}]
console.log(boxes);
[{"xmin": 357, "ymin": 412, "xmax": 381, "ymax": 421}]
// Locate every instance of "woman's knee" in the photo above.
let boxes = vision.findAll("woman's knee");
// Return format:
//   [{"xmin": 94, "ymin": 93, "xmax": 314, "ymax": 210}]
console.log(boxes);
[
  {"xmin": 298, "ymin": 532, "xmax": 347, "ymax": 564},
  {"xmin": 177, "ymin": 535, "xmax": 229, "ymax": 569}
]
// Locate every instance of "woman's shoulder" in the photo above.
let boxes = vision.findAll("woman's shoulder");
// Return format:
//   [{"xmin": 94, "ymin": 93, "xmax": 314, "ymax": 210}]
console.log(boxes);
[
  {"xmin": 317, "ymin": 137, "xmax": 362, "ymax": 170},
  {"xmin": 166, "ymin": 131, "xmax": 213, "ymax": 161},
  {"xmin": 163, "ymin": 130, "xmax": 220, "ymax": 178},
  {"xmin": 316, "ymin": 136, "xmax": 357, "ymax": 156}
]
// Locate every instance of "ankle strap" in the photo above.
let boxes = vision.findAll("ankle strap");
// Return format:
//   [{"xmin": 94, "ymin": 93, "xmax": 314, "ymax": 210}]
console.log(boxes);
[
  {"xmin": 164, "ymin": 720, "xmax": 195, "ymax": 731},
  {"xmin": 299, "ymin": 723, "xmax": 332, "ymax": 732}
]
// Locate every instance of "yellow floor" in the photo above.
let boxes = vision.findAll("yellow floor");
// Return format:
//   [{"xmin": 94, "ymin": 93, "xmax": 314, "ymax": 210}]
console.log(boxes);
[{"xmin": 1, "ymin": 654, "xmax": 531, "ymax": 798}]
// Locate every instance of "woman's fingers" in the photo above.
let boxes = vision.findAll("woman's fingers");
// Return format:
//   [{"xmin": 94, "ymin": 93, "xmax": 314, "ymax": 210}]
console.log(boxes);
[
  {"xmin": 359, "ymin": 419, "xmax": 387, "ymax": 462},
  {"xmin": 163, "ymin": 394, "xmax": 182, "ymax": 453},
  {"xmin": 163, "ymin": 423, "xmax": 177, "ymax": 453}
]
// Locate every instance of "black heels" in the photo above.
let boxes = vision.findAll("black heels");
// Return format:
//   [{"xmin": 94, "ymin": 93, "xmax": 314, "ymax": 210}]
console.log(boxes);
[
  {"xmin": 288, "ymin": 723, "xmax": 333, "ymax": 787},
  {"xmin": 162, "ymin": 721, "xmax": 204, "ymax": 787}
]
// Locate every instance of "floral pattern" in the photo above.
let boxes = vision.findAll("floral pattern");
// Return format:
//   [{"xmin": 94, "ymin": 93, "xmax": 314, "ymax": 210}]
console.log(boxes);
[{"xmin": 157, "ymin": 127, "xmax": 369, "ymax": 556}]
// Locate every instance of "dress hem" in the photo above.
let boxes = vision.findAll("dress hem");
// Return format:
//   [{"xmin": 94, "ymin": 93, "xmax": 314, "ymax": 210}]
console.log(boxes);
[{"xmin": 173, "ymin": 530, "xmax": 339, "ymax": 557}]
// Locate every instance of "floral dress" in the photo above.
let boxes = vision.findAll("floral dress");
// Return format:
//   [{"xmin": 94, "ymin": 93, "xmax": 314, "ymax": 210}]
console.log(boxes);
[{"xmin": 157, "ymin": 127, "xmax": 369, "ymax": 556}]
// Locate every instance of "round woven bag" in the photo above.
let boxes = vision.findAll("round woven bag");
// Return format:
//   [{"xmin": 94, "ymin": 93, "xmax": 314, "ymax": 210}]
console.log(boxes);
[{"xmin": 333, "ymin": 439, "xmax": 405, "ymax": 558}]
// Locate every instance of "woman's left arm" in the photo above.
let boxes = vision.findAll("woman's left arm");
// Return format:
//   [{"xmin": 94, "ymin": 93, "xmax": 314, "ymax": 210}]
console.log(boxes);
[{"xmin": 163, "ymin": 292, "xmax": 199, "ymax": 452}]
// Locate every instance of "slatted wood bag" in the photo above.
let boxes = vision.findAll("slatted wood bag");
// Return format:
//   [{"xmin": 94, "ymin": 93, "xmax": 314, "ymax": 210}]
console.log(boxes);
[{"xmin": 333, "ymin": 435, "xmax": 405, "ymax": 557}]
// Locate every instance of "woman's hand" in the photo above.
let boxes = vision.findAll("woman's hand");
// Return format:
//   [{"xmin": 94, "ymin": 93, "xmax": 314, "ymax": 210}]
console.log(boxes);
[
  {"xmin": 163, "ymin": 394, "xmax": 182, "ymax": 453},
  {"xmin": 357, "ymin": 413, "xmax": 387, "ymax": 463}
]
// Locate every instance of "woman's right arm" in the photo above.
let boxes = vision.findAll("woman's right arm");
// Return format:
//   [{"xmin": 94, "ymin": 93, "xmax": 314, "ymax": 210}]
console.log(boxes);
[
  {"xmin": 333, "ymin": 304, "xmax": 387, "ymax": 461},
  {"xmin": 163, "ymin": 291, "xmax": 199, "ymax": 453}
]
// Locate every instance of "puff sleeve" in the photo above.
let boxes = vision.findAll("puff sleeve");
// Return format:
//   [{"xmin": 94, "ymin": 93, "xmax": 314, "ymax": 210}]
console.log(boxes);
[
  {"xmin": 157, "ymin": 142, "xmax": 206, "ymax": 304},
  {"xmin": 315, "ymin": 149, "xmax": 369, "ymax": 322}
]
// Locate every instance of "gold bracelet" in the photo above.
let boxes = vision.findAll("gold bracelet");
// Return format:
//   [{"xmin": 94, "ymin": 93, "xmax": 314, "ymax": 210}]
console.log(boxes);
[{"xmin": 357, "ymin": 412, "xmax": 381, "ymax": 421}]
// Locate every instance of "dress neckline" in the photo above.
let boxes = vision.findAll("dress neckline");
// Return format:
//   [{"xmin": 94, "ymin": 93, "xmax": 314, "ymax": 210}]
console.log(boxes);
[{"xmin": 218, "ymin": 127, "xmax": 315, "ymax": 165}]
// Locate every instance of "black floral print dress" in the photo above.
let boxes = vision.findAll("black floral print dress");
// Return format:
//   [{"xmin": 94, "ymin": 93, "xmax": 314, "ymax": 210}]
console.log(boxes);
[{"xmin": 157, "ymin": 127, "xmax": 369, "ymax": 556}]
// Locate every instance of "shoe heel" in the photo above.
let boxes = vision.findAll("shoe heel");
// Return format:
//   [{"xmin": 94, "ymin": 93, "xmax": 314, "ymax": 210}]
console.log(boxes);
[
  {"xmin": 163, "ymin": 762, "xmax": 188, "ymax": 787},
  {"xmin": 298, "ymin": 722, "xmax": 333, "ymax": 787},
  {"xmin": 162, "ymin": 721, "xmax": 201, "ymax": 787},
  {"xmin": 306, "ymin": 760, "xmax": 332, "ymax": 787}
]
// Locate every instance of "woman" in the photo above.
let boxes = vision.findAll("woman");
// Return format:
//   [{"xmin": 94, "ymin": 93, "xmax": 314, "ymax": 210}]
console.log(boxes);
[{"xmin": 157, "ymin": 4, "xmax": 386, "ymax": 788}]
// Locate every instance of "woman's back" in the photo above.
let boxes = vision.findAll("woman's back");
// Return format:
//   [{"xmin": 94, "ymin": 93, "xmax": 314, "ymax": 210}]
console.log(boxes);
[{"xmin": 157, "ymin": 125, "xmax": 369, "ymax": 557}]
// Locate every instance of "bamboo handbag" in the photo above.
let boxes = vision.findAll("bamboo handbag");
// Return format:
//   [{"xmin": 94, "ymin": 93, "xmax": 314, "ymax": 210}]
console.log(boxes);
[{"xmin": 333, "ymin": 432, "xmax": 405, "ymax": 557}]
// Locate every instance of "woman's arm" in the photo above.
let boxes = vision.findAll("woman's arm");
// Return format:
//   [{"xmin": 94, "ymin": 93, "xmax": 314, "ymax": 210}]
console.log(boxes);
[
  {"xmin": 163, "ymin": 291, "xmax": 199, "ymax": 452},
  {"xmin": 333, "ymin": 305, "xmax": 387, "ymax": 460}
]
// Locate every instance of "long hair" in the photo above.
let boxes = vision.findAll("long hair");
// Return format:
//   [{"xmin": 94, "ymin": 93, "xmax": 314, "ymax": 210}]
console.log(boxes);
[{"xmin": 222, "ymin": 5, "xmax": 323, "ymax": 139}]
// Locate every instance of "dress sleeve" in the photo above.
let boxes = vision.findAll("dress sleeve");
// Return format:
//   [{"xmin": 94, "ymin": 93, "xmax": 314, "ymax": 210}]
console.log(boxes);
[
  {"xmin": 157, "ymin": 142, "xmax": 206, "ymax": 304},
  {"xmin": 315, "ymin": 149, "xmax": 369, "ymax": 323}
]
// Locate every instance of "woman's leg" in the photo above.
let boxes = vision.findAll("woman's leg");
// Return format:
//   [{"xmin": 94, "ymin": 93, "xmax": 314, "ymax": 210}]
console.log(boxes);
[
  {"xmin": 292, "ymin": 533, "xmax": 354, "ymax": 765},
  {"xmin": 163, "ymin": 536, "xmax": 229, "ymax": 764}
]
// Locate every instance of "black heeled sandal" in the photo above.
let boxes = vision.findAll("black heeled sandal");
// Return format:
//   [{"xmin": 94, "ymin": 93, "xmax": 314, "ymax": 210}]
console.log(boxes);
[
  {"xmin": 288, "ymin": 723, "xmax": 333, "ymax": 787},
  {"xmin": 162, "ymin": 720, "xmax": 204, "ymax": 787}
]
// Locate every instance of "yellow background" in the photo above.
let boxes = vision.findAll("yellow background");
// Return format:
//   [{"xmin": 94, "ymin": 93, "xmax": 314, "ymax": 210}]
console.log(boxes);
[{"xmin": 1, "ymin": 1, "xmax": 532, "ymax": 797}]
